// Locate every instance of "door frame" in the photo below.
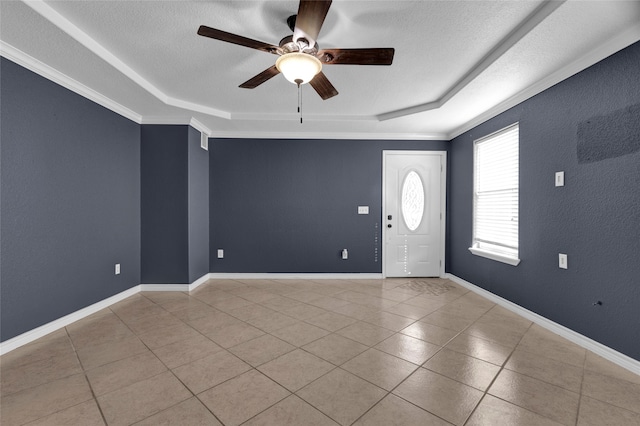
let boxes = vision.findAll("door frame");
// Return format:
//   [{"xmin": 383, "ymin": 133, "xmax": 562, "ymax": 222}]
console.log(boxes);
[{"xmin": 382, "ymin": 150, "xmax": 447, "ymax": 278}]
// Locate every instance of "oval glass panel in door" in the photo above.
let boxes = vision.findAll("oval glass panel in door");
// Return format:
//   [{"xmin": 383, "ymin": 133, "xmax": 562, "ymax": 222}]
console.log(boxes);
[{"xmin": 401, "ymin": 170, "xmax": 425, "ymax": 231}]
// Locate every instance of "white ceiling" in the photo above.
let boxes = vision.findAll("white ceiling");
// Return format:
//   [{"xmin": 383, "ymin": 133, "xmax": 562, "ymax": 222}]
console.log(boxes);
[{"xmin": 1, "ymin": 1, "xmax": 639, "ymax": 140}]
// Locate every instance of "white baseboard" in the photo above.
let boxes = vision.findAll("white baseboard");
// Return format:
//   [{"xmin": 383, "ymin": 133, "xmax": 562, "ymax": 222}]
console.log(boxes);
[
  {"xmin": 0, "ymin": 285, "xmax": 140, "ymax": 356},
  {"xmin": 445, "ymin": 273, "xmax": 640, "ymax": 376},
  {"xmin": 208, "ymin": 273, "xmax": 383, "ymax": 280},
  {"xmin": 0, "ymin": 273, "xmax": 211, "ymax": 356}
]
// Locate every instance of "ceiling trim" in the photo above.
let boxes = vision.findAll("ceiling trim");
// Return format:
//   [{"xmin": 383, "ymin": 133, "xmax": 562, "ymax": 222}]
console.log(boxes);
[
  {"xmin": 23, "ymin": 0, "xmax": 230, "ymax": 120},
  {"xmin": 377, "ymin": 0, "xmax": 565, "ymax": 121},
  {"xmin": 204, "ymin": 131, "xmax": 449, "ymax": 141},
  {"xmin": 446, "ymin": 22, "xmax": 640, "ymax": 140},
  {"xmin": 0, "ymin": 40, "xmax": 142, "ymax": 124}
]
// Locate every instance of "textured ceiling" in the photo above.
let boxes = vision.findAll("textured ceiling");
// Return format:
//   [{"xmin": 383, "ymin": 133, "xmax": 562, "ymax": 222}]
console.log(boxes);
[{"xmin": 1, "ymin": 1, "xmax": 639, "ymax": 139}]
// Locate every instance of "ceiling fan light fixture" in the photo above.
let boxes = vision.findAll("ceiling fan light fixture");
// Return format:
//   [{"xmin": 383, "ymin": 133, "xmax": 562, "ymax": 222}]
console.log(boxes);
[{"xmin": 276, "ymin": 52, "xmax": 322, "ymax": 85}]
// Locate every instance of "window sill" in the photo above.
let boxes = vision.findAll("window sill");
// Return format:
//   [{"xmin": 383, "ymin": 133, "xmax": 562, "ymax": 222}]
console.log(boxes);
[{"xmin": 469, "ymin": 247, "xmax": 520, "ymax": 266}]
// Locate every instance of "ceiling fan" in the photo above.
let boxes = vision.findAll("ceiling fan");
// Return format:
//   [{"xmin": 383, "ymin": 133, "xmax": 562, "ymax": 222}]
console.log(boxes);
[{"xmin": 197, "ymin": 0, "xmax": 394, "ymax": 100}]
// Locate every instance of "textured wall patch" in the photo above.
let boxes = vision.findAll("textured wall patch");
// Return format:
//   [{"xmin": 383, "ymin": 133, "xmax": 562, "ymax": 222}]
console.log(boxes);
[{"xmin": 577, "ymin": 103, "xmax": 640, "ymax": 163}]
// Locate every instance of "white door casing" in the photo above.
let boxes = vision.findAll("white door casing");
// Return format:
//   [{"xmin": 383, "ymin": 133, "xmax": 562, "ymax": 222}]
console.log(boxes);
[{"xmin": 383, "ymin": 151, "xmax": 446, "ymax": 277}]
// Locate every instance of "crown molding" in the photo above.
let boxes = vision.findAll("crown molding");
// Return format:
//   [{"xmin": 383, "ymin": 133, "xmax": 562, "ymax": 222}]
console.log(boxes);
[
  {"xmin": 22, "ymin": 0, "xmax": 230, "ymax": 120},
  {"xmin": 1, "ymin": 41, "xmax": 142, "ymax": 123},
  {"xmin": 377, "ymin": 0, "xmax": 566, "ymax": 122},
  {"xmin": 206, "ymin": 130, "xmax": 449, "ymax": 141},
  {"xmin": 446, "ymin": 22, "xmax": 640, "ymax": 140}
]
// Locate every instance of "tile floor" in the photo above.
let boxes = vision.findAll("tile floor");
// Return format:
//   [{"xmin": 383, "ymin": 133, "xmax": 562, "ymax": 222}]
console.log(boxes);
[{"xmin": 1, "ymin": 278, "xmax": 639, "ymax": 425}]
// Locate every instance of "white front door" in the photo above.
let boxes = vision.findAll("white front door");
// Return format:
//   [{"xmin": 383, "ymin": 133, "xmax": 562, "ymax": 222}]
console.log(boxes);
[{"xmin": 383, "ymin": 151, "xmax": 445, "ymax": 277}]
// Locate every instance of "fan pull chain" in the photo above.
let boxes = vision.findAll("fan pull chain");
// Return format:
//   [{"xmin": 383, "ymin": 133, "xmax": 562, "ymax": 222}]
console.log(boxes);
[{"xmin": 296, "ymin": 79, "xmax": 303, "ymax": 124}]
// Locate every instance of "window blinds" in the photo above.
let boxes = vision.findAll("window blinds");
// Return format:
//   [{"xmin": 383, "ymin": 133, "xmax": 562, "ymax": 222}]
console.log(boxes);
[{"xmin": 473, "ymin": 123, "xmax": 519, "ymax": 259}]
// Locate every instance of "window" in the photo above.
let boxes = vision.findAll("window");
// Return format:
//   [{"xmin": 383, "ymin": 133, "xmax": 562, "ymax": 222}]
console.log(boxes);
[{"xmin": 469, "ymin": 123, "xmax": 520, "ymax": 266}]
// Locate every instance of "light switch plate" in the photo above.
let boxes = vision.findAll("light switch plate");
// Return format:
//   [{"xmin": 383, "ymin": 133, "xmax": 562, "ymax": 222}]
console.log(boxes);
[
  {"xmin": 555, "ymin": 171, "xmax": 565, "ymax": 187},
  {"xmin": 217, "ymin": 249, "xmax": 224, "ymax": 259},
  {"xmin": 358, "ymin": 206, "xmax": 369, "ymax": 215},
  {"xmin": 559, "ymin": 253, "xmax": 568, "ymax": 269},
  {"xmin": 115, "ymin": 264, "xmax": 121, "ymax": 275}
]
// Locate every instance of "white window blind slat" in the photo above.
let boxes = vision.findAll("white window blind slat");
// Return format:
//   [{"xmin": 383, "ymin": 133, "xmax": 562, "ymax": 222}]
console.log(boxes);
[{"xmin": 472, "ymin": 123, "xmax": 519, "ymax": 262}]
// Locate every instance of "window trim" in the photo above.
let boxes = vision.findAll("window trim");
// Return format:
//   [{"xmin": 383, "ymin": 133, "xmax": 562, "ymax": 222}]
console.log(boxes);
[{"xmin": 469, "ymin": 122, "xmax": 521, "ymax": 266}]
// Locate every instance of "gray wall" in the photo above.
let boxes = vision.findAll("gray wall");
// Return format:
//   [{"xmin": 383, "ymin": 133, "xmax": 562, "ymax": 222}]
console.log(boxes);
[
  {"xmin": 448, "ymin": 41, "xmax": 640, "ymax": 360},
  {"xmin": 188, "ymin": 126, "xmax": 210, "ymax": 282},
  {"xmin": 140, "ymin": 124, "xmax": 209, "ymax": 284},
  {"xmin": 1, "ymin": 58, "xmax": 141, "ymax": 341},
  {"xmin": 209, "ymin": 139, "xmax": 449, "ymax": 273}
]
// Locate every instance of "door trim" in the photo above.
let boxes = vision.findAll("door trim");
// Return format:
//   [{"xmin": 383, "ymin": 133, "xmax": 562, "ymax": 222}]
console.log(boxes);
[{"xmin": 382, "ymin": 150, "xmax": 447, "ymax": 278}]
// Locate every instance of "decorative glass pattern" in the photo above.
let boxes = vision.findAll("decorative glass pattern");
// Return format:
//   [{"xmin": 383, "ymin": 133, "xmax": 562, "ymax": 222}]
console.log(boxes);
[{"xmin": 401, "ymin": 171, "xmax": 424, "ymax": 231}]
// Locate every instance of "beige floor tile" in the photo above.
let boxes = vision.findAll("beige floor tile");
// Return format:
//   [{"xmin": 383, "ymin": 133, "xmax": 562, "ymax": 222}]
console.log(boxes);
[
  {"xmin": 1, "ymin": 329, "xmax": 75, "ymax": 371},
  {"xmin": 505, "ymin": 348, "xmax": 584, "ymax": 392},
  {"xmin": 204, "ymin": 321, "xmax": 265, "ymax": 348},
  {"xmin": 229, "ymin": 334, "xmax": 296, "ymax": 366},
  {"xmin": 113, "ymin": 303, "xmax": 167, "ymax": 324},
  {"xmin": 66, "ymin": 312, "xmax": 134, "ymax": 348},
  {"xmin": 1, "ymin": 346, "xmax": 82, "ymax": 396},
  {"xmin": 374, "ymin": 333, "xmax": 441, "ymax": 365},
  {"xmin": 302, "ymin": 333, "xmax": 369, "ymax": 366},
  {"xmin": 584, "ymin": 351, "xmax": 640, "ymax": 385},
  {"xmin": 463, "ymin": 320, "xmax": 528, "ymax": 348},
  {"xmin": 172, "ymin": 350, "xmax": 251, "ymax": 394},
  {"xmin": 342, "ymin": 348, "xmax": 418, "ymax": 391},
  {"xmin": 142, "ymin": 291, "xmax": 189, "ymax": 305},
  {"xmin": 227, "ymin": 303, "xmax": 276, "ymax": 321},
  {"xmin": 362, "ymin": 312, "xmax": 416, "ymax": 332},
  {"xmin": 304, "ymin": 311, "xmax": 358, "ymax": 332},
  {"xmin": 281, "ymin": 303, "xmax": 328, "ymax": 320},
  {"xmin": 76, "ymin": 335, "xmax": 148, "ymax": 370},
  {"xmin": 400, "ymin": 321, "xmax": 459, "ymax": 346},
  {"xmin": 136, "ymin": 321, "xmax": 202, "ymax": 349},
  {"xmin": 445, "ymin": 333, "xmax": 513, "ymax": 366},
  {"xmin": 243, "ymin": 394, "xmax": 339, "ymax": 426},
  {"xmin": 205, "ymin": 294, "xmax": 256, "ymax": 312},
  {"xmin": 122, "ymin": 310, "xmax": 185, "ymax": 335},
  {"xmin": 582, "ymin": 369, "xmax": 640, "ymax": 414},
  {"xmin": 134, "ymin": 397, "xmax": 222, "ymax": 426},
  {"xmin": 488, "ymin": 369, "xmax": 580, "ymax": 425},
  {"xmin": 336, "ymin": 322, "xmax": 395, "ymax": 347},
  {"xmin": 170, "ymin": 303, "xmax": 219, "ymax": 322},
  {"xmin": 85, "ymin": 351, "xmax": 166, "ymax": 396},
  {"xmin": 152, "ymin": 333, "xmax": 222, "ymax": 369},
  {"xmin": 246, "ymin": 311, "xmax": 300, "ymax": 332},
  {"xmin": 187, "ymin": 310, "xmax": 242, "ymax": 335},
  {"xmin": 329, "ymin": 303, "xmax": 381, "ymax": 321},
  {"xmin": 393, "ymin": 368, "xmax": 483, "ymax": 426},
  {"xmin": 271, "ymin": 322, "xmax": 330, "ymax": 347},
  {"xmin": 517, "ymin": 325, "xmax": 586, "ymax": 368},
  {"xmin": 353, "ymin": 393, "xmax": 452, "ymax": 426},
  {"xmin": 23, "ymin": 399, "xmax": 105, "ymax": 426},
  {"xmin": 420, "ymin": 310, "xmax": 476, "ymax": 332},
  {"xmin": 423, "ymin": 348, "xmax": 501, "ymax": 391},
  {"xmin": 286, "ymin": 290, "xmax": 326, "ymax": 303},
  {"xmin": 97, "ymin": 371, "xmax": 191, "ymax": 426},
  {"xmin": 577, "ymin": 395, "xmax": 640, "ymax": 426},
  {"xmin": 297, "ymin": 368, "xmax": 386, "ymax": 426},
  {"xmin": 403, "ymin": 295, "xmax": 450, "ymax": 311},
  {"xmin": 259, "ymin": 295, "xmax": 303, "ymax": 310},
  {"xmin": 258, "ymin": 349, "xmax": 335, "ymax": 391},
  {"xmin": 308, "ymin": 296, "xmax": 353, "ymax": 311},
  {"xmin": 109, "ymin": 294, "xmax": 156, "ymax": 316},
  {"xmin": 199, "ymin": 370, "xmax": 290, "ymax": 426},
  {"xmin": 382, "ymin": 302, "xmax": 439, "ymax": 320},
  {"xmin": 160, "ymin": 297, "xmax": 210, "ymax": 313},
  {"xmin": 235, "ymin": 290, "xmax": 280, "ymax": 303},
  {"xmin": 466, "ymin": 394, "xmax": 564, "ymax": 426},
  {"xmin": 1, "ymin": 374, "xmax": 93, "ymax": 425}
]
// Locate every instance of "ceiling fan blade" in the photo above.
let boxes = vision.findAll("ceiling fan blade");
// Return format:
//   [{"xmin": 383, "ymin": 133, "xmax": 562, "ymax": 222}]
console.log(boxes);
[
  {"xmin": 309, "ymin": 71, "xmax": 338, "ymax": 100},
  {"xmin": 197, "ymin": 25, "xmax": 279, "ymax": 55},
  {"xmin": 239, "ymin": 65, "xmax": 281, "ymax": 89},
  {"xmin": 317, "ymin": 48, "xmax": 395, "ymax": 65},
  {"xmin": 293, "ymin": 0, "xmax": 332, "ymax": 46}
]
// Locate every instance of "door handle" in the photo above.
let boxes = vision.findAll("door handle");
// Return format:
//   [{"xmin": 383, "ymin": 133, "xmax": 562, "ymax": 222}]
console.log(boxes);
[
  {"xmin": 387, "ymin": 224, "xmax": 392, "ymax": 228},
  {"xmin": 387, "ymin": 215, "xmax": 392, "ymax": 220}
]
